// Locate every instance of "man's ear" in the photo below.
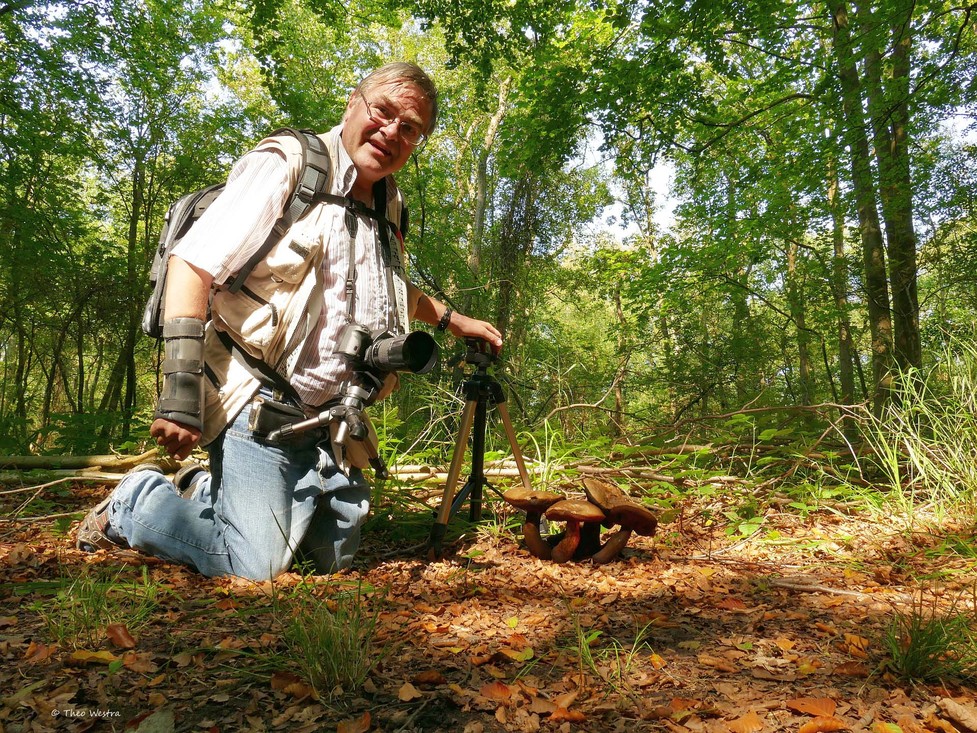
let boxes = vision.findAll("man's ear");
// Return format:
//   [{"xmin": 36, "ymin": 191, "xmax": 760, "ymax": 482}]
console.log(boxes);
[{"xmin": 343, "ymin": 91, "xmax": 361, "ymax": 121}]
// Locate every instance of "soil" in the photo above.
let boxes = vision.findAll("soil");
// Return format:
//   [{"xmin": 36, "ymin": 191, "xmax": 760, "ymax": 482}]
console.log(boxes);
[{"xmin": 2, "ymin": 474, "xmax": 977, "ymax": 733}]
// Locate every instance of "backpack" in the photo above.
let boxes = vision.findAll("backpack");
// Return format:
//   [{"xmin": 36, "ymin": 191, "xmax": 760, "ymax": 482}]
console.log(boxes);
[{"xmin": 141, "ymin": 127, "xmax": 332, "ymax": 339}]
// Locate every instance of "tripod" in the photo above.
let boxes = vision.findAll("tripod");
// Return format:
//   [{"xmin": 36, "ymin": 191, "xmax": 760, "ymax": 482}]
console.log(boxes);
[{"xmin": 427, "ymin": 339, "xmax": 533, "ymax": 559}]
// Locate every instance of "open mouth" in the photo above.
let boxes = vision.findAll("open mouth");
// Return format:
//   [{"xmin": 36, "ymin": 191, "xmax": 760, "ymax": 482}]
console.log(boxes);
[{"xmin": 369, "ymin": 138, "xmax": 393, "ymax": 158}]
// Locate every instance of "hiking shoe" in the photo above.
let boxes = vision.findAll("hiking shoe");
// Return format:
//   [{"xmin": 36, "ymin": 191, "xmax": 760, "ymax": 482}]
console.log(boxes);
[
  {"xmin": 75, "ymin": 464, "xmax": 162, "ymax": 552},
  {"xmin": 174, "ymin": 462, "xmax": 208, "ymax": 499}
]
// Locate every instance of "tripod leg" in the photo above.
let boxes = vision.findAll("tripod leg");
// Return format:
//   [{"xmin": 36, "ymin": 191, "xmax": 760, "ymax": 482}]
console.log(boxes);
[
  {"xmin": 496, "ymin": 402, "xmax": 534, "ymax": 492},
  {"xmin": 428, "ymin": 398, "xmax": 477, "ymax": 557},
  {"xmin": 468, "ymin": 397, "xmax": 489, "ymax": 521}
]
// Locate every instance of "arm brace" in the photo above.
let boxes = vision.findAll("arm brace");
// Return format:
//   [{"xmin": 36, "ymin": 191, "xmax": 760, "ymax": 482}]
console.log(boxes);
[{"xmin": 154, "ymin": 317, "xmax": 206, "ymax": 431}]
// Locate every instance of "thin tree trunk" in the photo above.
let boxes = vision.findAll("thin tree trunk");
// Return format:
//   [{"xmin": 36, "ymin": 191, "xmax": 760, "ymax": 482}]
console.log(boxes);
[
  {"xmin": 469, "ymin": 78, "xmax": 510, "ymax": 276},
  {"xmin": 831, "ymin": 1, "xmax": 894, "ymax": 415},
  {"xmin": 860, "ymin": 2, "xmax": 921, "ymax": 374},
  {"xmin": 785, "ymin": 240, "xmax": 813, "ymax": 405},
  {"xmin": 826, "ymin": 152, "xmax": 857, "ymax": 436}
]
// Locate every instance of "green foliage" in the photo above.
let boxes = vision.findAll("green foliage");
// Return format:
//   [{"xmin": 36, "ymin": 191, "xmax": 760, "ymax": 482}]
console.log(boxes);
[
  {"xmin": 274, "ymin": 581, "xmax": 387, "ymax": 699},
  {"xmin": 854, "ymin": 339, "xmax": 977, "ymax": 525},
  {"xmin": 884, "ymin": 590, "xmax": 977, "ymax": 682},
  {"xmin": 34, "ymin": 565, "xmax": 162, "ymax": 649}
]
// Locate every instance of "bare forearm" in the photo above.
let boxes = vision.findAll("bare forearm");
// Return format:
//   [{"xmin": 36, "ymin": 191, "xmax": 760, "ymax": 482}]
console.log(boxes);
[{"xmin": 408, "ymin": 282, "xmax": 503, "ymax": 349}]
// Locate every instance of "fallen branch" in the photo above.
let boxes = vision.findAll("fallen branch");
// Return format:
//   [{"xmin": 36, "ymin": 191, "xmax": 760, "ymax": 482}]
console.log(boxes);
[{"xmin": 0, "ymin": 449, "xmax": 175, "ymax": 472}]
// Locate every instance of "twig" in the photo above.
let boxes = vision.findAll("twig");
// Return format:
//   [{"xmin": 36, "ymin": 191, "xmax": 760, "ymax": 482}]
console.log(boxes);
[
  {"xmin": 0, "ymin": 476, "xmax": 105, "ymax": 496},
  {"xmin": 767, "ymin": 577, "xmax": 883, "ymax": 599},
  {"xmin": 0, "ymin": 511, "xmax": 81, "ymax": 522},
  {"xmin": 392, "ymin": 693, "xmax": 435, "ymax": 732}
]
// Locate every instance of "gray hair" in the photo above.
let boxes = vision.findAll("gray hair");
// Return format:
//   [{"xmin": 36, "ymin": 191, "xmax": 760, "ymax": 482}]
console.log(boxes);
[{"xmin": 354, "ymin": 62, "xmax": 439, "ymax": 135}]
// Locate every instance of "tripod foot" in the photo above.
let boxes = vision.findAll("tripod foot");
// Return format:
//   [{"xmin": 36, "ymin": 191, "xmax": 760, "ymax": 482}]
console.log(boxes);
[{"xmin": 427, "ymin": 523, "xmax": 448, "ymax": 561}]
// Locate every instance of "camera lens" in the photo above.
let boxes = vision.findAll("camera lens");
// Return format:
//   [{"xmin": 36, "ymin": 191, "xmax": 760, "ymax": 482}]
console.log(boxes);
[{"xmin": 366, "ymin": 331, "xmax": 439, "ymax": 374}]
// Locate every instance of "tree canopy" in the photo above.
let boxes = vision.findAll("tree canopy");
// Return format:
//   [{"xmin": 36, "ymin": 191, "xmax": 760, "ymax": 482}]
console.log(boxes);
[{"xmin": 1, "ymin": 0, "xmax": 975, "ymax": 455}]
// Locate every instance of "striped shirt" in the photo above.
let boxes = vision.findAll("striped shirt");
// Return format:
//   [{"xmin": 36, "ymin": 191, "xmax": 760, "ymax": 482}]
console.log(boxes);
[{"xmin": 172, "ymin": 126, "xmax": 400, "ymax": 407}]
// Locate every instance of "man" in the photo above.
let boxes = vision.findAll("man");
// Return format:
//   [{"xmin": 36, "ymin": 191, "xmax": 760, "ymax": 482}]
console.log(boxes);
[{"xmin": 76, "ymin": 62, "xmax": 502, "ymax": 580}]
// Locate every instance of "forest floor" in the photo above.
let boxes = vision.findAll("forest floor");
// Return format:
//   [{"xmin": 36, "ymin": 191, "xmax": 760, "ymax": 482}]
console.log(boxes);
[{"xmin": 2, "ymin": 466, "xmax": 977, "ymax": 733}]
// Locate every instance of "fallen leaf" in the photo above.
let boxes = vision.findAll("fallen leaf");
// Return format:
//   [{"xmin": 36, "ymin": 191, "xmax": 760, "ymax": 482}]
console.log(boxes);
[
  {"xmin": 698, "ymin": 653, "xmax": 737, "ymax": 673},
  {"xmin": 924, "ymin": 713, "xmax": 959, "ymax": 733},
  {"xmin": 872, "ymin": 723, "xmax": 903, "ymax": 733},
  {"xmin": 728, "ymin": 710, "xmax": 765, "ymax": 733},
  {"xmin": 498, "ymin": 646, "xmax": 534, "ymax": 662},
  {"xmin": 128, "ymin": 708, "xmax": 175, "ymax": 733},
  {"xmin": 716, "ymin": 597, "xmax": 748, "ymax": 610},
  {"xmin": 832, "ymin": 661, "xmax": 869, "ymax": 677},
  {"xmin": 554, "ymin": 692, "xmax": 579, "ymax": 709},
  {"xmin": 270, "ymin": 671, "xmax": 303, "ymax": 691},
  {"xmin": 398, "ymin": 682, "xmax": 423, "ymax": 701},
  {"xmin": 106, "ymin": 623, "xmax": 137, "ymax": 649},
  {"xmin": 337, "ymin": 711, "xmax": 371, "ymax": 733},
  {"xmin": 550, "ymin": 707, "xmax": 586, "ymax": 723},
  {"xmin": 529, "ymin": 696, "xmax": 558, "ymax": 714},
  {"xmin": 122, "ymin": 652, "xmax": 158, "ymax": 674},
  {"xmin": 479, "ymin": 681, "xmax": 512, "ymax": 701},
  {"xmin": 412, "ymin": 670, "xmax": 446, "ymax": 686},
  {"xmin": 939, "ymin": 699, "xmax": 977, "ymax": 733},
  {"xmin": 24, "ymin": 641, "xmax": 57, "ymax": 664},
  {"xmin": 67, "ymin": 649, "xmax": 118, "ymax": 666},
  {"xmin": 787, "ymin": 698, "xmax": 837, "ymax": 718},
  {"xmin": 798, "ymin": 716, "xmax": 848, "ymax": 733}
]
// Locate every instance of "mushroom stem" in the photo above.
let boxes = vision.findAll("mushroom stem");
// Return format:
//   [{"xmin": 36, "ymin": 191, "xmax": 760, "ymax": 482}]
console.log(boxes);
[
  {"xmin": 551, "ymin": 520, "xmax": 581, "ymax": 563},
  {"xmin": 591, "ymin": 528, "xmax": 633, "ymax": 564},
  {"xmin": 522, "ymin": 513, "xmax": 552, "ymax": 560},
  {"xmin": 576, "ymin": 521, "xmax": 602, "ymax": 560}
]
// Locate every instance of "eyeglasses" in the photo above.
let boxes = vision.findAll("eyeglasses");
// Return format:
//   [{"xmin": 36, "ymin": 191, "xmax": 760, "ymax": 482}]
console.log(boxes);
[{"xmin": 361, "ymin": 94, "xmax": 428, "ymax": 148}]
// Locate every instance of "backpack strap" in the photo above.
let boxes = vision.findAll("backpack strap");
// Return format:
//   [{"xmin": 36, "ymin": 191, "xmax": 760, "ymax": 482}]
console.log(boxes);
[
  {"xmin": 215, "ymin": 329, "xmax": 303, "ymax": 404},
  {"xmin": 226, "ymin": 128, "xmax": 331, "ymax": 294}
]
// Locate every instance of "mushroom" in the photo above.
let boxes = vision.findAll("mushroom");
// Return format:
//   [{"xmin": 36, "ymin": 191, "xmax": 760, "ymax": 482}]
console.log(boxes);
[
  {"xmin": 582, "ymin": 477, "xmax": 658, "ymax": 564},
  {"xmin": 502, "ymin": 487, "xmax": 564, "ymax": 560},
  {"xmin": 582, "ymin": 477, "xmax": 632, "ymax": 509},
  {"xmin": 545, "ymin": 499, "xmax": 605, "ymax": 563},
  {"xmin": 591, "ymin": 501, "xmax": 658, "ymax": 564}
]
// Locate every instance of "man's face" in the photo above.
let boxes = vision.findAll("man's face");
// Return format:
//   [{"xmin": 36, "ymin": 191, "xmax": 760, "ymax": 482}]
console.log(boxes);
[{"xmin": 341, "ymin": 81, "xmax": 432, "ymax": 192}]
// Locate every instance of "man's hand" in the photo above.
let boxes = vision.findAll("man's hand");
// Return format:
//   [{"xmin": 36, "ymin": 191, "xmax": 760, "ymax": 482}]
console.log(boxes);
[
  {"xmin": 447, "ymin": 313, "xmax": 504, "ymax": 353},
  {"xmin": 150, "ymin": 418, "xmax": 202, "ymax": 461}
]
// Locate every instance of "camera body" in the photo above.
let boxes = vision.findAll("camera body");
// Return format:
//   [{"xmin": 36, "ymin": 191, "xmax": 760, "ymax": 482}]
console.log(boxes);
[{"xmin": 336, "ymin": 323, "xmax": 439, "ymax": 377}]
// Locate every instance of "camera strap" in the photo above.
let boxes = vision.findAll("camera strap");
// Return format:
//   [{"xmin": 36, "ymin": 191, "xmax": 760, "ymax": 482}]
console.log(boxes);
[{"xmin": 319, "ymin": 179, "xmax": 409, "ymax": 333}]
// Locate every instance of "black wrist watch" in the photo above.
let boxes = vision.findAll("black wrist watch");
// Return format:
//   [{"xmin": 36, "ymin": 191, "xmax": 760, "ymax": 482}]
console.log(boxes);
[{"xmin": 437, "ymin": 307, "xmax": 453, "ymax": 331}]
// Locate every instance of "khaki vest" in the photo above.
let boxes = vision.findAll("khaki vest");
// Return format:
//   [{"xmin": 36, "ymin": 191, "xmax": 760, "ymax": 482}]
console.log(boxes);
[{"xmin": 198, "ymin": 131, "xmax": 406, "ymax": 447}]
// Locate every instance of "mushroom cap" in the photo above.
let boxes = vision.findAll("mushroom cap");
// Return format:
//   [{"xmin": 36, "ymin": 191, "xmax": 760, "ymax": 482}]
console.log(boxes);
[
  {"xmin": 545, "ymin": 498, "xmax": 605, "ymax": 524},
  {"xmin": 604, "ymin": 502, "xmax": 658, "ymax": 536},
  {"xmin": 503, "ymin": 487, "xmax": 564, "ymax": 514},
  {"xmin": 582, "ymin": 477, "xmax": 631, "ymax": 512}
]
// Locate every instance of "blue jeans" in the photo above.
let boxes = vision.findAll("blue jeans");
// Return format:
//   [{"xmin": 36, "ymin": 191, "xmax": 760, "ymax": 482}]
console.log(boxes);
[{"xmin": 107, "ymin": 398, "xmax": 371, "ymax": 580}]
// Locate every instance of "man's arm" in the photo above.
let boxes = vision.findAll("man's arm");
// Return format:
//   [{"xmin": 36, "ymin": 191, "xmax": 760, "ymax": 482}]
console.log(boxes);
[
  {"xmin": 408, "ymin": 282, "xmax": 503, "ymax": 350},
  {"xmin": 150, "ymin": 257, "xmax": 214, "ymax": 460}
]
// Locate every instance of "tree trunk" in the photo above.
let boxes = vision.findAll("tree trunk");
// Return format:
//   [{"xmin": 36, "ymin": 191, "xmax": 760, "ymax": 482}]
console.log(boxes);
[
  {"xmin": 826, "ymin": 150, "xmax": 857, "ymax": 435},
  {"xmin": 859, "ymin": 2, "xmax": 921, "ymax": 374},
  {"xmin": 831, "ymin": 1, "xmax": 894, "ymax": 415},
  {"xmin": 611, "ymin": 287, "xmax": 626, "ymax": 438},
  {"xmin": 469, "ymin": 78, "xmax": 510, "ymax": 276},
  {"xmin": 785, "ymin": 240, "xmax": 813, "ymax": 406}
]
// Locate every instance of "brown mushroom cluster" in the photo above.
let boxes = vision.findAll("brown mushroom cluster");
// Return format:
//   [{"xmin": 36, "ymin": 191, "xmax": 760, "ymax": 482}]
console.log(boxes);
[{"xmin": 503, "ymin": 477, "xmax": 657, "ymax": 564}]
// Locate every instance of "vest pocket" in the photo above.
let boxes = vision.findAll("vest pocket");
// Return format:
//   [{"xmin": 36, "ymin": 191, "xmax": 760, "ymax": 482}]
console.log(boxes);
[
  {"xmin": 211, "ymin": 287, "xmax": 279, "ymax": 358},
  {"xmin": 260, "ymin": 229, "xmax": 318, "ymax": 284}
]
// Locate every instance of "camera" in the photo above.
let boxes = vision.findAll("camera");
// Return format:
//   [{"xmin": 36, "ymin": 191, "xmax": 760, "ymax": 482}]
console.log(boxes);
[
  {"xmin": 266, "ymin": 324, "xmax": 440, "ymax": 477},
  {"xmin": 336, "ymin": 323, "xmax": 439, "ymax": 376}
]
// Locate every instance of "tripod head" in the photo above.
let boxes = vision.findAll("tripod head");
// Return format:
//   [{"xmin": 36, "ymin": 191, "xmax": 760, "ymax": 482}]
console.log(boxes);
[{"xmin": 463, "ymin": 337, "xmax": 497, "ymax": 371}]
